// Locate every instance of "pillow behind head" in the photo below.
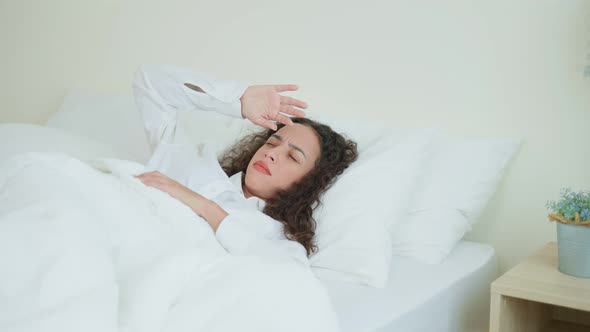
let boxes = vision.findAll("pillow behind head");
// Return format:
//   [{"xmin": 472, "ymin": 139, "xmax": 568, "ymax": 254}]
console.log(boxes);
[
  {"xmin": 176, "ymin": 108, "xmax": 249, "ymax": 157},
  {"xmin": 304, "ymin": 113, "xmax": 440, "ymax": 288},
  {"xmin": 390, "ymin": 137, "xmax": 521, "ymax": 263},
  {"xmin": 184, "ymin": 110, "xmax": 442, "ymax": 288}
]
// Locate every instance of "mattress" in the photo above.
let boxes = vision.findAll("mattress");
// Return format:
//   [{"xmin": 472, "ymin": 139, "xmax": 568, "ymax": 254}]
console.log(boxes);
[{"xmin": 319, "ymin": 241, "xmax": 496, "ymax": 332}]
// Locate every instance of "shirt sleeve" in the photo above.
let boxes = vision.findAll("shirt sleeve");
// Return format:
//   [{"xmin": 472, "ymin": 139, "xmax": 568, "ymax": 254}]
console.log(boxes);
[
  {"xmin": 214, "ymin": 208, "xmax": 311, "ymax": 267},
  {"xmin": 132, "ymin": 64, "xmax": 248, "ymax": 152}
]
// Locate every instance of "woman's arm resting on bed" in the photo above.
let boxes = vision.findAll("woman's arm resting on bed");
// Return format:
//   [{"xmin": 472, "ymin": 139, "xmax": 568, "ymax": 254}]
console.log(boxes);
[
  {"xmin": 134, "ymin": 171, "xmax": 310, "ymax": 265},
  {"xmin": 134, "ymin": 170, "xmax": 226, "ymax": 231}
]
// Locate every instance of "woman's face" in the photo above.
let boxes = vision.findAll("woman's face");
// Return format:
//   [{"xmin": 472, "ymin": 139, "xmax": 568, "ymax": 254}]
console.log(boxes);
[{"xmin": 244, "ymin": 123, "xmax": 321, "ymax": 200}]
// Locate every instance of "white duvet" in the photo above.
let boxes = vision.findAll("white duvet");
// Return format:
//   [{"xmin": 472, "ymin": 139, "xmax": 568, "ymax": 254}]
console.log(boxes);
[{"xmin": 0, "ymin": 152, "xmax": 340, "ymax": 332}]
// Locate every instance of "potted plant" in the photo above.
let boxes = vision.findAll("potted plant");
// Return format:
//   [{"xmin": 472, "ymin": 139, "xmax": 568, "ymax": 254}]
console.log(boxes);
[{"xmin": 546, "ymin": 188, "xmax": 590, "ymax": 278}]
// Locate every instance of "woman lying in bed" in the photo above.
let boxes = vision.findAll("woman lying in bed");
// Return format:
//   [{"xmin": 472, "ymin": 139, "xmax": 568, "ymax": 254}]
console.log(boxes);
[{"xmin": 132, "ymin": 65, "xmax": 358, "ymax": 266}]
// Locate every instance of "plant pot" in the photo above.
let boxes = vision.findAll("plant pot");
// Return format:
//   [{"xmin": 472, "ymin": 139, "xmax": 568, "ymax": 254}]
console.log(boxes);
[{"xmin": 556, "ymin": 222, "xmax": 590, "ymax": 278}]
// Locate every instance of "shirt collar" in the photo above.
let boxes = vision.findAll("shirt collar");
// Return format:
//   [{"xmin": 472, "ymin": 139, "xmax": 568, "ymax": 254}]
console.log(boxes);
[{"xmin": 229, "ymin": 171, "xmax": 266, "ymax": 212}]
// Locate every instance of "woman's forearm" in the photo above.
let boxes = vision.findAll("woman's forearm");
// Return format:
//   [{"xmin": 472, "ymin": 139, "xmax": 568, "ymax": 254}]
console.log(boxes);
[
  {"xmin": 134, "ymin": 170, "xmax": 230, "ymax": 232},
  {"xmin": 200, "ymin": 200, "xmax": 229, "ymax": 233},
  {"xmin": 187, "ymin": 194, "xmax": 228, "ymax": 232}
]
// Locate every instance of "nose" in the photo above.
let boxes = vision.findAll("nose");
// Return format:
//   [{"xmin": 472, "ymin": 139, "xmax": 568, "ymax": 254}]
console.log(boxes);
[{"xmin": 264, "ymin": 150, "xmax": 276, "ymax": 163}]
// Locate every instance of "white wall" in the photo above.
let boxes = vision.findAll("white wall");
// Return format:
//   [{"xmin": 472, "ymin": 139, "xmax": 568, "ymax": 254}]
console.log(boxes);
[{"xmin": 1, "ymin": 0, "xmax": 589, "ymax": 274}]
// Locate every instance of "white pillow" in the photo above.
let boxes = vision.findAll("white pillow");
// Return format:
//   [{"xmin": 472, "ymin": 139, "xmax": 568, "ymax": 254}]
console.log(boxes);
[
  {"xmin": 184, "ymin": 110, "xmax": 442, "ymax": 287},
  {"xmin": 46, "ymin": 88, "xmax": 248, "ymax": 162},
  {"xmin": 390, "ymin": 137, "xmax": 521, "ymax": 263},
  {"xmin": 306, "ymin": 114, "xmax": 440, "ymax": 288},
  {"xmin": 176, "ymin": 109, "xmax": 251, "ymax": 157},
  {"xmin": 0, "ymin": 123, "xmax": 134, "ymax": 163},
  {"xmin": 46, "ymin": 88, "xmax": 152, "ymax": 164}
]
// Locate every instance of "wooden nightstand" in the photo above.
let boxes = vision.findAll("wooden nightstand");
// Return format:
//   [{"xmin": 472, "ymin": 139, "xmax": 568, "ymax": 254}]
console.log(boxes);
[{"xmin": 490, "ymin": 242, "xmax": 590, "ymax": 332}]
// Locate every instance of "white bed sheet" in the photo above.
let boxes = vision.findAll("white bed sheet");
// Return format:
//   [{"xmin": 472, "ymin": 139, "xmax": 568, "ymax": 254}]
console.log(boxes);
[{"xmin": 319, "ymin": 241, "xmax": 496, "ymax": 332}]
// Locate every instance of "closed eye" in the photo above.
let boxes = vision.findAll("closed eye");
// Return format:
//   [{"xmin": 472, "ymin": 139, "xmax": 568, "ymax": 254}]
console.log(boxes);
[{"xmin": 266, "ymin": 141, "xmax": 299, "ymax": 163}]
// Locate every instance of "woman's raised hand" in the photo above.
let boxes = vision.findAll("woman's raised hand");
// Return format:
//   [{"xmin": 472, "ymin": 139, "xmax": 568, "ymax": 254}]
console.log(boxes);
[{"xmin": 240, "ymin": 85, "xmax": 308, "ymax": 131}]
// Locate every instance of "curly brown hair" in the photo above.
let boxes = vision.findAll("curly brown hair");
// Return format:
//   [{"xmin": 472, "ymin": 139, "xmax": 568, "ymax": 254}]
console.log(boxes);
[{"xmin": 218, "ymin": 117, "xmax": 358, "ymax": 256}]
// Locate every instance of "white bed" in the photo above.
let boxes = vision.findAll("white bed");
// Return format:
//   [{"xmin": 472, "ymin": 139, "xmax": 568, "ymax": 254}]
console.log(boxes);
[{"xmin": 320, "ymin": 241, "xmax": 496, "ymax": 332}]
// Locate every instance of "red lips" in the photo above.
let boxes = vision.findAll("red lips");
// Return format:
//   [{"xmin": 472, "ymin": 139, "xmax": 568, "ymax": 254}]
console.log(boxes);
[{"xmin": 253, "ymin": 161, "xmax": 272, "ymax": 175}]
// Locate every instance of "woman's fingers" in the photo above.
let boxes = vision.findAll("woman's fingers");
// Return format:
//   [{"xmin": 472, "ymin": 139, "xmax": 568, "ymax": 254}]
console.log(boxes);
[
  {"xmin": 242, "ymin": 84, "xmax": 308, "ymax": 131},
  {"xmin": 134, "ymin": 171, "xmax": 170, "ymax": 187},
  {"xmin": 274, "ymin": 112, "xmax": 294, "ymax": 127},
  {"xmin": 280, "ymin": 95, "xmax": 308, "ymax": 109},
  {"xmin": 280, "ymin": 105, "xmax": 305, "ymax": 117},
  {"xmin": 274, "ymin": 84, "xmax": 298, "ymax": 92},
  {"xmin": 258, "ymin": 119, "xmax": 278, "ymax": 131},
  {"xmin": 135, "ymin": 170, "xmax": 160, "ymax": 177},
  {"xmin": 253, "ymin": 112, "xmax": 296, "ymax": 131}
]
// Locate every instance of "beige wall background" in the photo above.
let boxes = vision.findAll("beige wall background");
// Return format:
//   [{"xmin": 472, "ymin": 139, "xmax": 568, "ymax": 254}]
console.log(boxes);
[{"xmin": 1, "ymin": 0, "xmax": 589, "ymax": 274}]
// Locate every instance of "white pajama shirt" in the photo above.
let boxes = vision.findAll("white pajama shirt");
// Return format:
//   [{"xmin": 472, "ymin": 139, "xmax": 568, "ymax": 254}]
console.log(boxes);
[{"xmin": 132, "ymin": 64, "xmax": 309, "ymax": 266}]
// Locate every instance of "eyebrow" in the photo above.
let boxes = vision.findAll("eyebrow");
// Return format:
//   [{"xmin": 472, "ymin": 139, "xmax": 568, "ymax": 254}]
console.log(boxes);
[{"xmin": 270, "ymin": 134, "xmax": 307, "ymax": 160}]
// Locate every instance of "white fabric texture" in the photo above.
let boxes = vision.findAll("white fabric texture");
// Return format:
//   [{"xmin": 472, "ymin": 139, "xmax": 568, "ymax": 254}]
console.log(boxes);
[
  {"xmin": 321, "ymin": 241, "xmax": 497, "ymax": 332},
  {"xmin": 45, "ymin": 88, "xmax": 153, "ymax": 164},
  {"xmin": 0, "ymin": 122, "xmax": 135, "ymax": 162},
  {"xmin": 391, "ymin": 137, "xmax": 521, "ymax": 263},
  {"xmin": 0, "ymin": 152, "xmax": 340, "ymax": 332},
  {"xmin": 132, "ymin": 64, "xmax": 247, "ymax": 150}
]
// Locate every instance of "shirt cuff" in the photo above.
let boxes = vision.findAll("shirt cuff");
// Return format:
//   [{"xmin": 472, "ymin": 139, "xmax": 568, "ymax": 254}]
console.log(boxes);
[{"xmin": 214, "ymin": 210, "xmax": 259, "ymax": 254}]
